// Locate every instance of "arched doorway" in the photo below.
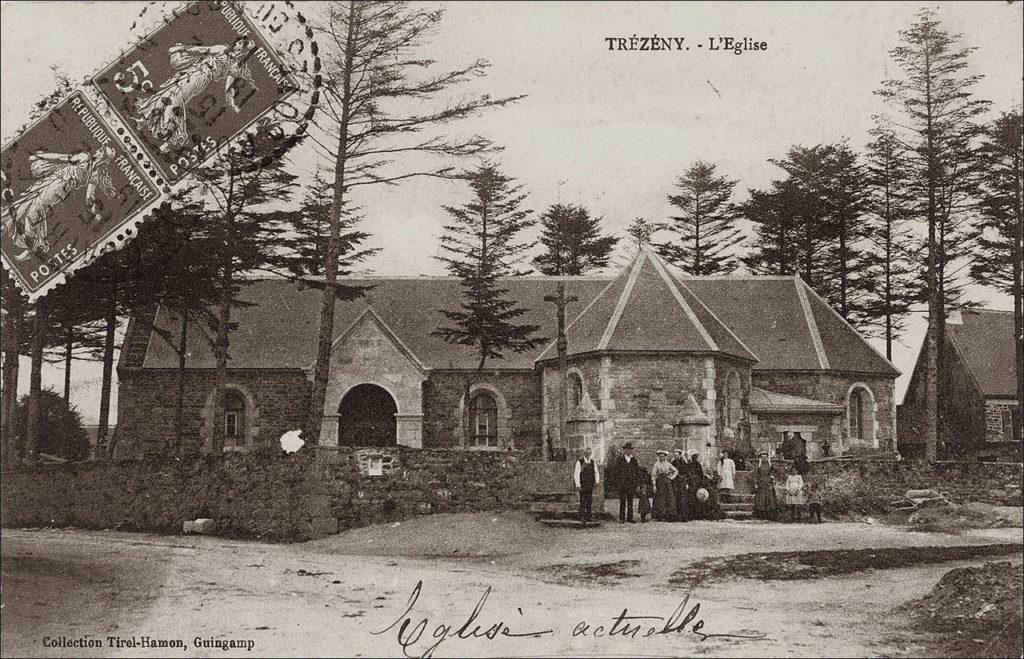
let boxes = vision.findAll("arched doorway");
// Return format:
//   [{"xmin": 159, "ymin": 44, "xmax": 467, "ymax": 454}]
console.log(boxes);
[{"xmin": 338, "ymin": 384, "xmax": 398, "ymax": 447}]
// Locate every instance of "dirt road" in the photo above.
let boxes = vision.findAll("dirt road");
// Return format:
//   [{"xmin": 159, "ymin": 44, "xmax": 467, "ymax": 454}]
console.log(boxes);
[{"xmin": 2, "ymin": 515, "xmax": 1021, "ymax": 658}]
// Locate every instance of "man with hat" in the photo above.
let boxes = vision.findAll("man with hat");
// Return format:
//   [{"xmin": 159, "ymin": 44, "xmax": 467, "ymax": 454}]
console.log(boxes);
[{"xmin": 612, "ymin": 442, "xmax": 644, "ymax": 523}]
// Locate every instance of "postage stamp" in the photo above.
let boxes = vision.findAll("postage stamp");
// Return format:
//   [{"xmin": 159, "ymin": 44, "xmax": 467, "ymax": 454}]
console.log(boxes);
[
  {"xmin": 0, "ymin": 91, "xmax": 161, "ymax": 297},
  {"xmin": 92, "ymin": 0, "xmax": 301, "ymax": 185}
]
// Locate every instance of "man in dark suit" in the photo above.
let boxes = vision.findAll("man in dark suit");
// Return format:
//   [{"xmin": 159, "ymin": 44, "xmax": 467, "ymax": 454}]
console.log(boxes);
[{"xmin": 613, "ymin": 442, "xmax": 643, "ymax": 523}]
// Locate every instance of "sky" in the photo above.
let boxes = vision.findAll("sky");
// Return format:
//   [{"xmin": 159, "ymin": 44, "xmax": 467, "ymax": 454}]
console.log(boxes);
[{"xmin": 2, "ymin": 1, "xmax": 1022, "ymax": 423}]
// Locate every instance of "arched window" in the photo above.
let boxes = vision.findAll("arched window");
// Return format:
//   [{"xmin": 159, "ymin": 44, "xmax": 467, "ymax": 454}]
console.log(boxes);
[
  {"xmin": 470, "ymin": 392, "xmax": 499, "ymax": 448},
  {"xmin": 568, "ymin": 372, "xmax": 584, "ymax": 409},
  {"xmin": 849, "ymin": 389, "xmax": 865, "ymax": 441},
  {"xmin": 725, "ymin": 371, "xmax": 742, "ymax": 428},
  {"xmin": 1001, "ymin": 408, "xmax": 1014, "ymax": 439},
  {"xmin": 224, "ymin": 388, "xmax": 247, "ymax": 449}
]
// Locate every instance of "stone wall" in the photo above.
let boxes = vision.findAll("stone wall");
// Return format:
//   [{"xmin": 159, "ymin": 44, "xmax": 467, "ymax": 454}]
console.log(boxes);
[
  {"xmin": 756, "ymin": 458, "xmax": 1023, "ymax": 514},
  {"xmin": 115, "ymin": 369, "xmax": 310, "ymax": 458},
  {"xmin": 749, "ymin": 410, "xmax": 842, "ymax": 459},
  {"xmin": 422, "ymin": 370, "xmax": 542, "ymax": 452},
  {"xmin": 1, "ymin": 447, "xmax": 531, "ymax": 540},
  {"xmin": 309, "ymin": 447, "xmax": 529, "ymax": 532},
  {"xmin": 0, "ymin": 453, "xmax": 315, "ymax": 539},
  {"xmin": 985, "ymin": 400, "xmax": 1019, "ymax": 442},
  {"xmin": 752, "ymin": 371, "xmax": 896, "ymax": 450}
]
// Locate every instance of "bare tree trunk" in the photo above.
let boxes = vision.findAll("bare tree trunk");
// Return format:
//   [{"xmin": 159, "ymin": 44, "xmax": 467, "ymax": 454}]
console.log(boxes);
[
  {"xmin": 97, "ymin": 300, "xmax": 116, "ymax": 459},
  {"xmin": 0, "ymin": 292, "xmax": 23, "ymax": 465},
  {"xmin": 554, "ymin": 281, "xmax": 568, "ymax": 461},
  {"xmin": 212, "ymin": 272, "xmax": 231, "ymax": 456},
  {"xmin": 176, "ymin": 309, "xmax": 190, "ymax": 454},
  {"xmin": 63, "ymin": 323, "xmax": 73, "ymax": 403},
  {"xmin": 26, "ymin": 305, "xmax": 46, "ymax": 462},
  {"xmin": 1014, "ymin": 149, "xmax": 1024, "ymax": 445},
  {"xmin": 309, "ymin": 0, "xmax": 359, "ymax": 445},
  {"xmin": 922, "ymin": 52, "xmax": 939, "ymax": 462}
]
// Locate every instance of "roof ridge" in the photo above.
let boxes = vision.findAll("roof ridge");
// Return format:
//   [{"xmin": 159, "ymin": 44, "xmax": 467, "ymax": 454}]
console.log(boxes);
[
  {"xmin": 644, "ymin": 248, "xmax": 719, "ymax": 351},
  {"xmin": 794, "ymin": 276, "xmax": 830, "ymax": 369},
  {"xmin": 799, "ymin": 278, "xmax": 901, "ymax": 376},
  {"xmin": 945, "ymin": 324, "xmax": 985, "ymax": 394},
  {"xmin": 668, "ymin": 270, "xmax": 760, "ymax": 362},
  {"xmin": 599, "ymin": 252, "xmax": 646, "ymax": 350}
]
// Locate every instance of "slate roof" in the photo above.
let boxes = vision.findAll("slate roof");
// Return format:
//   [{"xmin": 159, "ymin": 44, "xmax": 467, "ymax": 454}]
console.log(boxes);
[
  {"xmin": 137, "ymin": 248, "xmax": 898, "ymax": 376},
  {"xmin": 947, "ymin": 310, "xmax": 1018, "ymax": 398},
  {"xmin": 535, "ymin": 247, "xmax": 757, "ymax": 362},
  {"xmin": 749, "ymin": 387, "xmax": 845, "ymax": 413}
]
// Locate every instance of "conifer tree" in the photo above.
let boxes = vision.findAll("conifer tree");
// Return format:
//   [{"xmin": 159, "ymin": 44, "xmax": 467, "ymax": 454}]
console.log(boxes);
[
  {"xmin": 877, "ymin": 8, "xmax": 990, "ymax": 457},
  {"xmin": 656, "ymin": 161, "xmax": 744, "ymax": 275},
  {"xmin": 971, "ymin": 109, "xmax": 1023, "ymax": 442},
  {"xmin": 433, "ymin": 164, "xmax": 544, "ymax": 445}
]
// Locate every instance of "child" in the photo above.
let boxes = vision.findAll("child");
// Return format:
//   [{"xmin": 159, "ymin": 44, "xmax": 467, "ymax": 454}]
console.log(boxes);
[
  {"xmin": 807, "ymin": 477, "xmax": 823, "ymax": 523},
  {"xmin": 784, "ymin": 465, "xmax": 805, "ymax": 522},
  {"xmin": 638, "ymin": 475, "xmax": 653, "ymax": 523}
]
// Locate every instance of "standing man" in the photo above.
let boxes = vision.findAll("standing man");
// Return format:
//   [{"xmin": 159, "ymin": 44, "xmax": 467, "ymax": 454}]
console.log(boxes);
[
  {"xmin": 613, "ymin": 442, "xmax": 642, "ymax": 523},
  {"xmin": 574, "ymin": 446, "xmax": 600, "ymax": 521}
]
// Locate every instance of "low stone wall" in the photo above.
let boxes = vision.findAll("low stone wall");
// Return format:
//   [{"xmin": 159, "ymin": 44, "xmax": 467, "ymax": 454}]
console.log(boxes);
[
  {"xmin": 1, "ymin": 447, "xmax": 531, "ymax": 540},
  {"xmin": 0, "ymin": 453, "xmax": 315, "ymax": 540},
  {"xmin": 309, "ymin": 447, "xmax": 529, "ymax": 533},
  {"xmin": 757, "ymin": 458, "xmax": 1023, "ymax": 515}
]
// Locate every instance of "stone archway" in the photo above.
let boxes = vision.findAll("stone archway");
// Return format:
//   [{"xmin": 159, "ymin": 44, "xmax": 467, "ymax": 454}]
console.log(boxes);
[{"xmin": 338, "ymin": 383, "xmax": 398, "ymax": 447}]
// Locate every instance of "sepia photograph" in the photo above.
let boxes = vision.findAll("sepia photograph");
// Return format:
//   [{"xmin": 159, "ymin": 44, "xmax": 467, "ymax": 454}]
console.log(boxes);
[{"xmin": 1, "ymin": 1, "xmax": 1022, "ymax": 657}]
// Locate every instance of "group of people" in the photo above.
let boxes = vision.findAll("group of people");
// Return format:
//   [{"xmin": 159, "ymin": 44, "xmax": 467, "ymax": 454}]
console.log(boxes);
[
  {"xmin": 574, "ymin": 442, "xmax": 826, "ymax": 524},
  {"xmin": 751, "ymin": 453, "xmax": 823, "ymax": 523},
  {"xmin": 600, "ymin": 443, "xmax": 736, "ymax": 523}
]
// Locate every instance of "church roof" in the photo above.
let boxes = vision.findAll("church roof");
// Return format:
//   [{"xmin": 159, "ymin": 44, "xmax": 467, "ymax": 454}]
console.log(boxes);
[
  {"xmin": 135, "ymin": 250, "xmax": 898, "ymax": 376},
  {"xmin": 947, "ymin": 309, "xmax": 1017, "ymax": 398},
  {"xmin": 535, "ymin": 247, "xmax": 757, "ymax": 362}
]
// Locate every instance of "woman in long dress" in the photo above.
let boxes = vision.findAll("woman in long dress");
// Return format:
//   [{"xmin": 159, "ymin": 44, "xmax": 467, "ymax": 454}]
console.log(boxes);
[
  {"xmin": 671, "ymin": 449, "xmax": 689, "ymax": 522},
  {"xmin": 718, "ymin": 450, "xmax": 737, "ymax": 497},
  {"xmin": 650, "ymin": 451, "xmax": 678, "ymax": 521},
  {"xmin": 752, "ymin": 452, "xmax": 778, "ymax": 521},
  {"xmin": 684, "ymin": 449, "xmax": 705, "ymax": 520},
  {"xmin": 134, "ymin": 38, "xmax": 257, "ymax": 152}
]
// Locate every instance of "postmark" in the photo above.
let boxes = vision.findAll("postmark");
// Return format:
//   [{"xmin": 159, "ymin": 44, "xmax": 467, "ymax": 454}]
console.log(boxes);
[
  {"xmin": 92, "ymin": 1, "xmax": 301, "ymax": 186},
  {"xmin": 0, "ymin": 92, "xmax": 161, "ymax": 297}
]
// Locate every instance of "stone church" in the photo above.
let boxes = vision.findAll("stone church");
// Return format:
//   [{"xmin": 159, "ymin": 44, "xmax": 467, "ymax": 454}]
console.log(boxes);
[{"xmin": 114, "ymin": 247, "xmax": 899, "ymax": 464}]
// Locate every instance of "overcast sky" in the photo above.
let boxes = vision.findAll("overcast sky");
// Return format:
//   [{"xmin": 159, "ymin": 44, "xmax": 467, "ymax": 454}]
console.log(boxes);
[{"xmin": 3, "ymin": 1, "xmax": 1022, "ymax": 422}]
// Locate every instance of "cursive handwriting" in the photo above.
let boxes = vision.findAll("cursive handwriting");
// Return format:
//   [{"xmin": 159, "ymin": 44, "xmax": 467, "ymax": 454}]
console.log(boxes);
[
  {"xmin": 371, "ymin": 580, "xmax": 554, "ymax": 658},
  {"xmin": 573, "ymin": 594, "xmax": 768, "ymax": 642}
]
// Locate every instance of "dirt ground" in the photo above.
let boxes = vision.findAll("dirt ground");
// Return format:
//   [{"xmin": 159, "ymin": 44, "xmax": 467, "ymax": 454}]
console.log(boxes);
[{"xmin": 2, "ymin": 514, "xmax": 1022, "ymax": 658}]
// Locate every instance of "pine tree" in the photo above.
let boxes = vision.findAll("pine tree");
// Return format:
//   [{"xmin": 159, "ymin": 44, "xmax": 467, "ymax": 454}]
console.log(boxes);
[
  {"xmin": 741, "ymin": 182, "xmax": 801, "ymax": 276},
  {"xmin": 433, "ymin": 164, "xmax": 544, "ymax": 445},
  {"xmin": 971, "ymin": 109, "xmax": 1023, "ymax": 442},
  {"xmin": 626, "ymin": 217, "xmax": 656, "ymax": 248},
  {"xmin": 305, "ymin": 0, "xmax": 522, "ymax": 443},
  {"xmin": 877, "ymin": 8, "xmax": 990, "ymax": 458},
  {"xmin": 192, "ymin": 133, "xmax": 300, "ymax": 455},
  {"xmin": 274, "ymin": 167, "xmax": 377, "ymax": 282},
  {"xmin": 533, "ymin": 203, "xmax": 617, "ymax": 457},
  {"xmin": 656, "ymin": 161, "xmax": 744, "ymax": 275},
  {"xmin": 862, "ymin": 124, "xmax": 919, "ymax": 359}
]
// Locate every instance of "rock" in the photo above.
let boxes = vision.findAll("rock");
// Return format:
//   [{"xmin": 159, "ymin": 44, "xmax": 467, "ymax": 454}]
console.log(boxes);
[{"xmin": 182, "ymin": 518, "xmax": 216, "ymax": 534}]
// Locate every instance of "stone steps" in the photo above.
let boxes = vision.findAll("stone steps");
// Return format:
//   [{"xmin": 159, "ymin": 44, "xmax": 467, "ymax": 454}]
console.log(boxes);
[
  {"xmin": 720, "ymin": 501, "xmax": 755, "ymax": 512},
  {"xmin": 539, "ymin": 518, "xmax": 602, "ymax": 529},
  {"xmin": 724, "ymin": 509, "xmax": 754, "ymax": 520}
]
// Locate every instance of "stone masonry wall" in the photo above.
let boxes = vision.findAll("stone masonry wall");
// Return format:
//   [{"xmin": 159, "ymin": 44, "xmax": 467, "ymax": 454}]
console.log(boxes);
[
  {"xmin": 115, "ymin": 369, "xmax": 310, "ymax": 458},
  {"xmin": 755, "ymin": 458, "xmax": 1023, "ymax": 515},
  {"xmin": 0, "ymin": 453, "xmax": 315, "ymax": 539},
  {"xmin": 1, "ymin": 448, "xmax": 531, "ymax": 540},
  {"xmin": 422, "ymin": 370, "xmax": 542, "ymax": 452},
  {"xmin": 985, "ymin": 400, "xmax": 1019, "ymax": 442},
  {"xmin": 752, "ymin": 371, "xmax": 896, "ymax": 450}
]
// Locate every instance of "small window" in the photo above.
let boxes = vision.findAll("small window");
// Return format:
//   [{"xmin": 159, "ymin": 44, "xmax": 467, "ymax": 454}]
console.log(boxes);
[
  {"xmin": 224, "ymin": 388, "xmax": 246, "ymax": 449},
  {"xmin": 725, "ymin": 371, "xmax": 742, "ymax": 428},
  {"xmin": 849, "ymin": 390, "xmax": 864, "ymax": 440},
  {"xmin": 368, "ymin": 457, "xmax": 384, "ymax": 476},
  {"xmin": 568, "ymin": 372, "xmax": 584, "ymax": 409},
  {"xmin": 1002, "ymin": 409, "xmax": 1014, "ymax": 439},
  {"xmin": 470, "ymin": 392, "xmax": 499, "ymax": 448}
]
